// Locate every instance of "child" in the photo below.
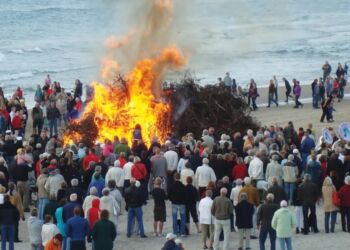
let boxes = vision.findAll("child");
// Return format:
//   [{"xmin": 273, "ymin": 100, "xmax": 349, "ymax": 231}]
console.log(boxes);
[{"xmin": 151, "ymin": 177, "xmax": 166, "ymax": 237}]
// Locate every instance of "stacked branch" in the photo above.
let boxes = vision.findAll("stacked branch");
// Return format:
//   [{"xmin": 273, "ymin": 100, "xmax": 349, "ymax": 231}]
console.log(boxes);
[{"xmin": 169, "ymin": 78, "xmax": 259, "ymax": 138}]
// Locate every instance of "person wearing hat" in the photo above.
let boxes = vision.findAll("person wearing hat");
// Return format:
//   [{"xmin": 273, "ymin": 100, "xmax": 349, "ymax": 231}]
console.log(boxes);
[
  {"xmin": 271, "ymin": 200, "xmax": 296, "ymax": 250},
  {"xmin": 161, "ymin": 233, "xmax": 180, "ymax": 250},
  {"xmin": 44, "ymin": 233, "xmax": 63, "ymax": 250}
]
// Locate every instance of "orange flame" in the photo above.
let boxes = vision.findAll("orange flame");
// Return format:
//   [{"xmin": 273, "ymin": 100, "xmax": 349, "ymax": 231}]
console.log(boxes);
[
  {"xmin": 64, "ymin": 46, "xmax": 186, "ymax": 146},
  {"xmin": 63, "ymin": 0, "xmax": 187, "ymax": 146}
]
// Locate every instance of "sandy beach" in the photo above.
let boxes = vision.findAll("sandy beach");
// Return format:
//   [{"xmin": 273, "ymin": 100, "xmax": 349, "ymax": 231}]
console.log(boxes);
[{"xmin": 10, "ymin": 85, "xmax": 349, "ymax": 250}]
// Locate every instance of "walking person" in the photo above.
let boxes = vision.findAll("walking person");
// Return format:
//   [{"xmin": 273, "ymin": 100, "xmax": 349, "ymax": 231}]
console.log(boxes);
[
  {"xmin": 293, "ymin": 80, "xmax": 303, "ymax": 108},
  {"xmin": 273, "ymin": 75, "xmax": 279, "ymax": 103},
  {"xmin": 28, "ymin": 208, "xmax": 44, "ymax": 250},
  {"xmin": 185, "ymin": 176, "xmax": 200, "ymax": 234},
  {"xmin": 152, "ymin": 177, "xmax": 167, "ymax": 237},
  {"xmin": 65, "ymin": 207, "xmax": 89, "ymax": 250},
  {"xmin": 257, "ymin": 193, "xmax": 279, "ymax": 250},
  {"xmin": 235, "ymin": 192, "xmax": 254, "ymax": 250},
  {"xmin": 282, "ymin": 78, "xmax": 293, "ymax": 103},
  {"xmin": 272, "ymin": 200, "xmax": 296, "ymax": 250},
  {"xmin": 0, "ymin": 195, "xmax": 19, "ymax": 250},
  {"xmin": 198, "ymin": 189, "xmax": 214, "ymax": 250},
  {"xmin": 46, "ymin": 102, "xmax": 60, "ymax": 137},
  {"xmin": 320, "ymin": 95, "xmax": 334, "ymax": 123},
  {"xmin": 322, "ymin": 177, "xmax": 338, "ymax": 233},
  {"xmin": 211, "ymin": 187, "xmax": 233, "ymax": 250}
]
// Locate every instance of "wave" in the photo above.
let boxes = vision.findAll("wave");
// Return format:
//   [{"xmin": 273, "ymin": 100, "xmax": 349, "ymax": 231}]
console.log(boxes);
[
  {"xmin": 0, "ymin": 71, "xmax": 33, "ymax": 81},
  {"xmin": 0, "ymin": 65, "xmax": 95, "ymax": 82},
  {"xmin": 8, "ymin": 47, "xmax": 43, "ymax": 54}
]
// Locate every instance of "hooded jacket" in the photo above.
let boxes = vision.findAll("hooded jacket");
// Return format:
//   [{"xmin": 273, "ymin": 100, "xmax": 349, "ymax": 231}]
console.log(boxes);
[
  {"xmin": 28, "ymin": 216, "xmax": 43, "ymax": 245},
  {"xmin": 87, "ymin": 198, "xmax": 100, "ymax": 229}
]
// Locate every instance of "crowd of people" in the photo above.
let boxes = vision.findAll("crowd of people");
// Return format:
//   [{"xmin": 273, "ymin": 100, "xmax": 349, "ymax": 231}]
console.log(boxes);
[
  {"xmin": 220, "ymin": 61, "xmax": 348, "ymax": 122},
  {"xmin": 0, "ymin": 65, "xmax": 349, "ymax": 250}
]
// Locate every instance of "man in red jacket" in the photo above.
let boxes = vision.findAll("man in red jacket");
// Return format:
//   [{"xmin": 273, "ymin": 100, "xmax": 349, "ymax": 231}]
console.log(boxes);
[
  {"xmin": 131, "ymin": 156, "xmax": 148, "ymax": 203},
  {"xmin": 231, "ymin": 157, "xmax": 248, "ymax": 181},
  {"xmin": 11, "ymin": 111, "xmax": 22, "ymax": 134},
  {"xmin": 83, "ymin": 148, "xmax": 100, "ymax": 171},
  {"xmin": 338, "ymin": 176, "xmax": 350, "ymax": 232}
]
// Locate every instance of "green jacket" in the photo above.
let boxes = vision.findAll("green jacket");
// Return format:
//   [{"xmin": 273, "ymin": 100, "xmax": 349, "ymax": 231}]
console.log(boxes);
[
  {"xmin": 114, "ymin": 143, "xmax": 130, "ymax": 155},
  {"xmin": 271, "ymin": 208, "xmax": 296, "ymax": 238},
  {"xmin": 92, "ymin": 219, "xmax": 117, "ymax": 250}
]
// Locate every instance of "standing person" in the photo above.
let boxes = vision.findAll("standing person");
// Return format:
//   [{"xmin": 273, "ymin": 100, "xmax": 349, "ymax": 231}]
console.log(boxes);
[
  {"xmin": 161, "ymin": 233, "xmax": 180, "ymax": 250},
  {"xmin": 257, "ymin": 193, "xmax": 279, "ymax": 250},
  {"xmin": 180, "ymin": 162, "xmax": 194, "ymax": 186},
  {"xmin": 297, "ymin": 174, "xmax": 319, "ymax": 234},
  {"xmin": 131, "ymin": 156, "xmax": 148, "ymax": 203},
  {"xmin": 124, "ymin": 178, "xmax": 147, "ymax": 238},
  {"xmin": 7, "ymin": 182, "xmax": 24, "ymax": 242},
  {"xmin": 311, "ymin": 79, "xmax": 320, "ymax": 109},
  {"xmin": 92, "ymin": 210, "xmax": 117, "ymax": 250},
  {"xmin": 235, "ymin": 192, "xmax": 254, "ymax": 250},
  {"xmin": 46, "ymin": 102, "xmax": 60, "ymax": 137},
  {"xmin": 322, "ymin": 177, "xmax": 338, "ymax": 233},
  {"xmin": 105, "ymin": 160, "xmax": 125, "ymax": 194},
  {"xmin": 0, "ymin": 195, "xmax": 19, "ymax": 250},
  {"xmin": 282, "ymin": 78, "xmax": 293, "ymax": 103},
  {"xmin": 41, "ymin": 215, "xmax": 60, "ymax": 247},
  {"xmin": 223, "ymin": 72, "xmax": 232, "ymax": 92},
  {"xmin": 273, "ymin": 75, "xmax": 279, "ymax": 103},
  {"xmin": 230, "ymin": 178, "xmax": 243, "ymax": 231},
  {"xmin": 164, "ymin": 145, "xmax": 179, "ymax": 192},
  {"xmin": 74, "ymin": 80, "xmax": 83, "ymax": 98},
  {"xmin": 322, "ymin": 61, "xmax": 332, "ymax": 81},
  {"xmin": 267, "ymin": 80, "xmax": 278, "ymax": 108},
  {"xmin": 28, "ymin": 208, "xmax": 44, "ymax": 250},
  {"xmin": 168, "ymin": 173, "xmax": 187, "ymax": 236},
  {"xmin": 152, "ymin": 177, "xmax": 167, "ymax": 237},
  {"xmin": 150, "ymin": 147, "xmax": 168, "ymax": 191},
  {"xmin": 37, "ymin": 169, "xmax": 50, "ymax": 220},
  {"xmin": 271, "ymin": 200, "xmax": 296, "ymax": 250},
  {"xmin": 99, "ymin": 188, "xmax": 120, "ymax": 230},
  {"xmin": 338, "ymin": 176, "xmax": 350, "ymax": 232},
  {"xmin": 65, "ymin": 207, "xmax": 89, "ymax": 250},
  {"xmin": 195, "ymin": 158, "xmax": 217, "ymax": 198},
  {"xmin": 293, "ymin": 81, "xmax": 303, "ymax": 108},
  {"xmin": 320, "ymin": 95, "xmax": 333, "ymax": 123},
  {"xmin": 198, "ymin": 189, "xmax": 214, "ymax": 250},
  {"xmin": 211, "ymin": 187, "xmax": 233, "ymax": 250},
  {"xmin": 86, "ymin": 198, "xmax": 100, "ymax": 243},
  {"xmin": 32, "ymin": 103, "xmax": 44, "ymax": 135},
  {"xmin": 185, "ymin": 176, "xmax": 200, "ymax": 234},
  {"xmin": 282, "ymin": 155, "xmax": 298, "ymax": 205},
  {"xmin": 248, "ymin": 79, "xmax": 259, "ymax": 111}
]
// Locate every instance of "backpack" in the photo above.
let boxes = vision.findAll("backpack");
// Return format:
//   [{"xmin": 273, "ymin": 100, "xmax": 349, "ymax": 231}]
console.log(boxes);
[{"xmin": 332, "ymin": 192, "xmax": 341, "ymax": 207}]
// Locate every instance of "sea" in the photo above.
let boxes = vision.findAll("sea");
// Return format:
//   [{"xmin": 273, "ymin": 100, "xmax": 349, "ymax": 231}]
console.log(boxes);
[{"xmin": 1, "ymin": 0, "xmax": 350, "ymax": 106}]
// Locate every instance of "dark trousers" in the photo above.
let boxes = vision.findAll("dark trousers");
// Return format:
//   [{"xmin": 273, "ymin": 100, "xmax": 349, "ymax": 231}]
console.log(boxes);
[
  {"xmin": 320, "ymin": 108, "xmax": 327, "ymax": 122},
  {"xmin": 285, "ymin": 89, "xmax": 292, "ymax": 101},
  {"xmin": 341, "ymin": 207, "xmax": 350, "ymax": 232},
  {"xmin": 302, "ymin": 205, "xmax": 317, "ymax": 233},
  {"xmin": 259, "ymin": 226, "xmax": 276, "ymax": 250},
  {"xmin": 186, "ymin": 204, "xmax": 198, "ymax": 223},
  {"xmin": 1, "ymin": 225, "xmax": 14, "ymax": 250},
  {"xmin": 295, "ymin": 96, "xmax": 302, "ymax": 107},
  {"xmin": 324, "ymin": 211, "xmax": 337, "ymax": 233},
  {"xmin": 70, "ymin": 240, "xmax": 86, "ymax": 250}
]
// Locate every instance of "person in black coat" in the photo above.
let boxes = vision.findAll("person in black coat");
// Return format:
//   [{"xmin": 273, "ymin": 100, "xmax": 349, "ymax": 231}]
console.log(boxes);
[
  {"xmin": 0, "ymin": 195, "xmax": 20, "ymax": 250},
  {"xmin": 235, "ymin": 192, "xmax": 255, "ymax": 250},
  {"xmin": 327, "ymin": 153, "xmax": 345, "ymax": 190},
  {"xmin": 185, "ymin": 176, "xmax": 200, "ymax": 234},
  {"xmin": 168, "ymin": 173, "xmax": 187, "ymax": 236}
]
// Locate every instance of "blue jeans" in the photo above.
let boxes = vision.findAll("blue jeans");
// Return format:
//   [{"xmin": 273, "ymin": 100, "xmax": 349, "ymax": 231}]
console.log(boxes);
[
  {"xmin": 38, "ymin": 198, "xmax": 49, "ymax": 220},
  {"xmin": 259, "ymin": 226, "xmax": 276, "ymax": 250},
  {"xmin": 278, "ymin": 237, "xmax": 292, "ymax": 250},
  {"xmin": 127, "ymin": 207, "xmax": 145, "ymax": 237},
  {"xmin": 49, "ymin": 118, "xmax": 58, "ymax": 137},
  {"xmin": 324, "ymin": 211, "xmax": 337, "ymax": 233},
  {"xmin": 283, "ymin": 182, "xmax": 294, "ymax": 204},
  {"xmin": 172, "ymin": 204, "xmax": 186, "ymax": 235},
  {"xmin": 268, "ymin": 93, "xmax": 278, "ymax": 107},
  {"xmin": 1, "ymin": 225, "xmax": 15, "ymax": 250}
]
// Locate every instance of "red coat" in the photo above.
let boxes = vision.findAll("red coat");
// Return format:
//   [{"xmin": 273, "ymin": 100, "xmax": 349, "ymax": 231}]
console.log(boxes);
[
  {"xmin": 231, "ymin": 163, "xmax": 248, "ymax": 180},
  {"xmin": 87, "ymin": 198, "xmax": 100, "ymax": 229},
  {"xmin": 338, "ymin": 184, "xmax": 350, "ymax": 207},
  {"xmin": 118, "ymin": 156, "xmax": 127, "ymax": 168},
  {"xmin": 83, "ymin": 153, "xmax": 100, "ymax": 171},
  {"xmin": 131, "ymin": 162, "xmax": 147, "ymax": 181},
  {"xmin": 11, "ymin": 115, "xmax": 22, "ymax": 129}
]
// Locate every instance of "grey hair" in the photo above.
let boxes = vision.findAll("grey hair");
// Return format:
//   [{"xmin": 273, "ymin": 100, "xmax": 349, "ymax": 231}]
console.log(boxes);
[
  {"xmin": 244, "ymin": 177, "xmax": 251, "ymax": 185},
  {"xmin": 288, "ymin": 154, "xmax": 294, "ymax": 161},
  {"xmin": 266, "ymin": 193, "xmax": 275, "ymax": 201},
  {"xmin": 202, "ymin": 158, "xmax": 209, "ymax": 165},
  {"xmin": 70, "ymin": 178, "xmax": 79, "ymax": 186},
  {"xmin": 89, "ymin": 186, "xmax": 98, "ymax": 195},
  {"xmin": 102, "ymin": 188, "xmax": 110, "ymax": 196}
]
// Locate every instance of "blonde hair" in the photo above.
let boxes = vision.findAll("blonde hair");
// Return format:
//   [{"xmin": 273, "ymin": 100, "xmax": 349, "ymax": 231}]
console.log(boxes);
[{"xmin": 323, "ymin": 176, "xmax": 333, "ymax": 187}]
